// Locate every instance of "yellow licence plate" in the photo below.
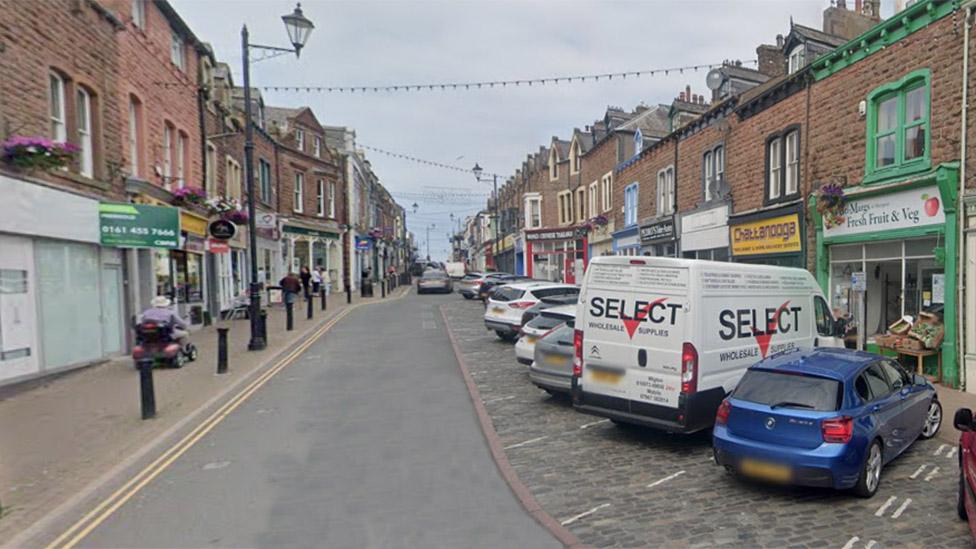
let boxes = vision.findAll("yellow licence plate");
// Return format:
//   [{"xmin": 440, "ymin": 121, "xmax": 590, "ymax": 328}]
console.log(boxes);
[
  {"xmin": 492, "ymin": 307, "xmax": 504, "ymax": 314},
  {"xmin": 525, "ymin": 336, "xmax": 538, "ymax": 343},
  {"xmin": 590, "ymin": 369, "xmax": 623, "ymax": 384},
  {"xmin": 740, "ymin": 459, "xmax": 792, "ymax": 483},
  {"xmin": 543, "ymin": 353, "xmax": 565, "ymax": 366}
]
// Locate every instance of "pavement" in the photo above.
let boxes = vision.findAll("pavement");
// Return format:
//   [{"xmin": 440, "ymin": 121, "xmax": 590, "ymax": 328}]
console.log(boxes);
[{"xmin": 0, "ymin": 286, "xmax": 395, "ymax": 543}]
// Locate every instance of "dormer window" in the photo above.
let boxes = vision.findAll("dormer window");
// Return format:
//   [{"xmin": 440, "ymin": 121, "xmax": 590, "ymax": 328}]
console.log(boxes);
[
  {"xmin": 634, "ymin": 130, "xmax": 643, "ymax": 156},
  {"xmin": 570, "ymin": 141, "xmax": 581, "ymax": 174},
  {"xmin": 788, "ymin": 45, "xmax": 805, "ymax": 75},
  {"xmin": 295, "ymin": 128, "xmax": 305, "ymax": 151}
]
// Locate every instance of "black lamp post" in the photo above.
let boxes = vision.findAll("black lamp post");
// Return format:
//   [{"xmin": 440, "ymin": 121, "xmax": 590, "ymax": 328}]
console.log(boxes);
[
  {"xmin": 471, "ymin": 163, "xmax": 498, "ymax": 269},
  {"xmin": 426, "ymin": 223, "xmax": 435, "ymax": 261},
  {"xmin": 241, "ymin": 3, "xmax": 314, "ymax": 351}
]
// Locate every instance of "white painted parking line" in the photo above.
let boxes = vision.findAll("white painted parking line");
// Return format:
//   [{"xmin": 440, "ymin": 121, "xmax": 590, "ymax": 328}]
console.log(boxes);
[
  {"xmin": 841, "ymin": 536, "xmax": 860, "ymax": 549},
  {"xmin": 909, "ymin": 464, "xmax": 927, "ymax": 479},
  {"xmin": 865, "ymin": 540, "xmax": 878, "ymax": 549},
  {"xmin": 874, "ymin": 496, "xmax": 897, "ymax": 517},
  {"xmin": 422, "ymin": 320, "xmax": 437, "ymax": 330},
  {"xmin": 647, "ymin": 470, "xmax": 686, "ymax": 488},
  {"xmin": 934, "ymin": 443, "xmax": 948, "ymax": 456},
  {"xmin": 560, "ymin": 503, "xmax": 611, "ymax": 526},
  {"xmin": 504, "ymin": 436, "xmax": 548, "ymax": 450},
  {"xmin": 484, "ymin": 395, "xmax": 515, "ymax": 404},
  {"xmin": 579, "ymin": 419, "xmax": 610, "ymax": 429},
  {"xmin": 891, "ymin": 498, "xmax": 912, "ymax": 519},
  {"xmin": 947, "ymin": 446, "xmax": 958, "ymax": 459},
  {"xmin": 924, "ymin": 466, "xmax": 940, "ymax": 482}
]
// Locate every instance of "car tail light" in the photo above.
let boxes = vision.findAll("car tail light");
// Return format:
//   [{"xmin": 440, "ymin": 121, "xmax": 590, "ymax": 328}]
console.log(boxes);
[
  {"xmin": 822, "ymin": 416, "xmax": 853, "ymax": 443},
  {"xmin": 716, "ymin": 399, "xmax": 731, "ymax": 426},
  {"xmin": 573, "ymin": 329, "xmax": 584, "ymax": 377},
  {"xmin": 509, "ymin": 301, "xmax": 534, "ymax": 309},
  {"xmin": 132, "ymin": 345, "xmax": 145, "ymax": 357},
  {"xmin": 681, "ymin": 342, "xmax": 698, "ymax": 394}
]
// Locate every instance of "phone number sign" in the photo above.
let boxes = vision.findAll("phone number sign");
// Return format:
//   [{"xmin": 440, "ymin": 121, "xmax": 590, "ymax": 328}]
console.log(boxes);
[{"xmin": 99, "ymin": 203, "xmax": 180, "ymax": 249}]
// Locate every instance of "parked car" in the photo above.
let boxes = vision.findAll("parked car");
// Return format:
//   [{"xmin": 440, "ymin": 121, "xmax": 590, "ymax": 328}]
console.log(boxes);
[
  {"xmin": 484, "ymin": 282, "xmax": 579, "ymax": 341},
  {"xmin": 457, "ymin": 272, "xmax": 489, "ymax": 299},
  {"xmin": 410, "ymin": 261, "xmax": 428, "ymax": 276},
  {"xmin": 572, "ymin": 256, "xmax": 844, "ymax": 434},
  {"xmin": 417, "ymin": 270, "xmax": 453, "ymax": 294},
  {"xmin": 520, "ymin": 293, "xmax": 580, "ymax": 328},
  {"xmin": 476, "ymin": 273, "xmax": 520, "ymax": 301},
  {"xmin": 530, "ymin": 322, "xmax": 577, "ymax": 395},
  {"xmin": 713, "ymin": 348, "xmax": 941, "ymax": 498},
  {"xmin": 515, "ymin": 304, "xmax": 576, "ymax": 365},
  {"xmin": 954, "ymin": 407, "xmax": 976, "ymax": 535}
]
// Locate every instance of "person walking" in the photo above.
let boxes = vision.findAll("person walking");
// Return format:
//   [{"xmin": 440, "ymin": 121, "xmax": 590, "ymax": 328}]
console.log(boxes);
[
  {"xmin": 279, "ymin": 272, "xmax": 303, "ymax": 306},
  {"xmin": 299, "ymin": 266, "xmax": 312, "ymax": 300},
  {"xmin": 311, "ymin": 266, "xmax": 323, "ymax": 295}
]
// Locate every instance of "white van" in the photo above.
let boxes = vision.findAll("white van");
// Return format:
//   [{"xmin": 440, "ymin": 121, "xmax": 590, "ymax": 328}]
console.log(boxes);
[{"xmin": 571, "ymin": 256, "xmax": 842, "ymax": 434}]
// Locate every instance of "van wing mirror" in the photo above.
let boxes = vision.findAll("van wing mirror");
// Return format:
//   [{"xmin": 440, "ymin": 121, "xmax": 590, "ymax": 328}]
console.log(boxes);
[{"xmin": 954, "ymin": 408, "xmax": 974, "ymax": 432}]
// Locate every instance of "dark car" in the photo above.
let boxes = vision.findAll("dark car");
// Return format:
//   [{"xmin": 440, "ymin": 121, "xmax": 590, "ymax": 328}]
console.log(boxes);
[
  {"xmin": 713, "ymin": 348, "xmax": 941, "ymax": 498},
  {"xmin": 417, "ymin": 270, "xmax": 453, "ymax": 294},
  {"xmin": 477, "ymin": 273, "xmax": 527, "ymax": 300},
  {"xmin": 529, "ymin": 322, "xmax": 576, "ymax": 395}
]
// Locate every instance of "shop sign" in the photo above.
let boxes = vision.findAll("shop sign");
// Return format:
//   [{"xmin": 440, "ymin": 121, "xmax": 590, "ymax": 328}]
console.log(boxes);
[
  {"xmin": 680, "ymin": 204, "xmax": 729, "ymax": 251},
  {"xmin": 179, "ymin": 211, "xmax": 208, "ymax": 236},
  {"xmin": 355, "ymin": 236, "xmax": 372, "ymax": 251},
  {"xmin": 283, "ymin": 224, "xmax": 339, "ymax": 239},
  {"xmin": 184, "ymin": 233, "xmax": 206, "ymax": 253},
  {"xmin": 525, "ymin": 229, "xmax": 576, "ymax": 241},
  {"xmin": 99, "ymin": 202, "xmax": 180, "ymax": 249},
  {"xmin": 824, "ymin": 185, "xmax": 945, "ymax": 238},
  {"xmin": 256, "ymin": 212, "xmax": 277, "ymax": 230},
  {"xmin": 730, "ymin": 214, "xmax": 802, "ymax": 256},
  {"xmin": 207, "ymin": 238, "xmax": 230, "ymax": 254},
  {"xmin": 640, "ymin": 217, "xmax": 675, "ymax": 244},
  {"xmin": 209, "ymin": 219, "xmax": 237, "ymax": 241}
]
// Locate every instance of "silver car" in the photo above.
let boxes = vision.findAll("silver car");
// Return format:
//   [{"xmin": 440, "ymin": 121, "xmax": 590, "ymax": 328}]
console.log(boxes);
[
  {"xmin": 529, "ymin": 322, "xmax": 575, "ymax": 395},
  {"xmin": 417, "ymin": 270, "xmax": 453, "ymax": 294}
]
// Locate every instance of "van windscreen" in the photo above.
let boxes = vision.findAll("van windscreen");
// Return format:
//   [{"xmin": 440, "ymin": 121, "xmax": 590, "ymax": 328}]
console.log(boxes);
[{"xmin": 732, "ymin": 370, "xmax": 841, "ymax": 411}]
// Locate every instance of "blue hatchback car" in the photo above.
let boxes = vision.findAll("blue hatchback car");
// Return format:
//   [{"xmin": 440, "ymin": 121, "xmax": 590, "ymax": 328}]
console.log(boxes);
[{"xmin": 713, "ymin": 348, "xmax": 942, "ymax": 498}]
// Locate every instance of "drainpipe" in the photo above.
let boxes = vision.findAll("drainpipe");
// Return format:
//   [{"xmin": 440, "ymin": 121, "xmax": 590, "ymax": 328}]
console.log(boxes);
[{"xmin": 958, "ymin": 2, "xmax": 975, "ymax": 390}]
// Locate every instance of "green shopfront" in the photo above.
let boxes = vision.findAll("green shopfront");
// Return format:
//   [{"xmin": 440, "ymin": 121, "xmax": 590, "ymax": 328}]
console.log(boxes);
[{"xmin": 812, "ymin": 164, "xmax": 959, "ymax": 386}]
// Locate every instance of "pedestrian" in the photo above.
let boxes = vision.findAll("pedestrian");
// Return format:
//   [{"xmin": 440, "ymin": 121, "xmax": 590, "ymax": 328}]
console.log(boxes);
[
  {"xmin": 299, "ymin": 266, "xmax": 312, "ymax": 299},
  {"xmin": 311, "ymin": 266, "xmax": 323, "ymax": 295},
  {"xmin": 279, "ymin": 272, "xmax": 302, "ymax": 306}
]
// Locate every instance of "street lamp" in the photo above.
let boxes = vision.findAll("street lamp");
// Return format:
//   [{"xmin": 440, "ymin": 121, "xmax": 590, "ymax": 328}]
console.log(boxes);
[
  {"xmin": 472, "ymin": 163, "xmax": 498, "ymax": 270},
  {"xmin": 426, "ymin": 223, "xmax": 435, "ymax": 261},
  {"xmin": 241, "ymin": 3, "xmax": 314, "ymax": 351}
]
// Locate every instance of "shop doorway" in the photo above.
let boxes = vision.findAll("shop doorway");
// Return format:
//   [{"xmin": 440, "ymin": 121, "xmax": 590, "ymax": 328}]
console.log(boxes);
[{"xmin": 100, "ymin": 265, "xmax": 124, "ymax": 355}]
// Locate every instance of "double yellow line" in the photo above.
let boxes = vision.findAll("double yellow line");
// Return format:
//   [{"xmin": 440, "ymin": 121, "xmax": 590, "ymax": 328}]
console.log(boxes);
[{"xmin": 46, "ymin": 305, "xmax": 356, "ymax": 548}]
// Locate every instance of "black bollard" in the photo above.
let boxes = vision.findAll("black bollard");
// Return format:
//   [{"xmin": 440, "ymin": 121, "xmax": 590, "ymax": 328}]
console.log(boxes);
[
  {"xmin": 259, "ymin": 309, "xmax": 268, "ymax": 344},
  {"xmin": 381, "ymin": 279, "xmax": 386, "ymax": 298},
  {"xmin": 138, "ymin": 360, "xmax": 156, "ymax": 419},
  {"xmin": 321, "ymin": 288, "xmax": 327, "ymax": 311},
  {"xmin": 217, "ymin": 327, "xmax": 229, "ymax": 374},
  {"xmin": 286, "ymin": 301, "xmax": 294, "ymax": 331},
  {"xmin": 307, "ymin": 293, "xmax": 314, "ymax": 319},
  {"xmin": 346, "ymin": 285, "xmax": 352, "ymax": 304}
]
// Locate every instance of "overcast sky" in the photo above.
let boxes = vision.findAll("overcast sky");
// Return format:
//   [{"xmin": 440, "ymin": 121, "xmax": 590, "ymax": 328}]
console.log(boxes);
[{"xmin": 171, "ymin": 0, "xmax": 896, "ymax": 262}]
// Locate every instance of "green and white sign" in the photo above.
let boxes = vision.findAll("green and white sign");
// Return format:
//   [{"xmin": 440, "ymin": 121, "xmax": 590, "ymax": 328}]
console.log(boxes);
[
  {"xmin": 99, "ymin": 203, "xmax": 180, "ymax": 248},
  {"xmin": 824, "ymin": 185, "xmax": 945, "ymax": 238}
]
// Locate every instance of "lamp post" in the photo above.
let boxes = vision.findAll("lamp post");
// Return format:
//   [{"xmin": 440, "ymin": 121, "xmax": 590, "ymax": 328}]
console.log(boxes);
[
  {"xmin": 425, "ymin": 223, "xmax": 435, "ymax": 261},
  {"xmin": 471, "ymin": 163, "xmax": 498, "ymax": 270},
  {"xmin": 241, "ymin": 3, "xmax": 314, "ymax": 351}
]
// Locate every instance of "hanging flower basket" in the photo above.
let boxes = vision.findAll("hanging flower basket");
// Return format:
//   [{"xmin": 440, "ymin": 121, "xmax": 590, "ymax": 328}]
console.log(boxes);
[
  {"xmin": 223, "ymin": 209, "xmax": 249, "ymax": 224},
  {"xmin": 591, "ymin": 214, "xmax": 609, "ymax": 227},
  {"xmin": 172, "ymin": 186, "xmax": 207, "ymax": 206},
  {"xmin": 1, "ymin": 136, "xmax": 79, "ymax": 171},
  {"xmin": 206, "ymin": 197, "xmax": 247, "ymax": 224},
  {"xmin": 816, "ymin": 183, "xmax": 847, "ymax": 229}
]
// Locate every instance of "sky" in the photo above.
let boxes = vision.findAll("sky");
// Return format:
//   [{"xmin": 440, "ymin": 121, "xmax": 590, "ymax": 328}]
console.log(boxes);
[{"xmin": 170, "ymin": 0, "xmax": 897, "ymax": 262}]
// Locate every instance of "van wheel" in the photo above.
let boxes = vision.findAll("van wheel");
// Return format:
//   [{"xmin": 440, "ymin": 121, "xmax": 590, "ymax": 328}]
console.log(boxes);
[
  {"xmin": 959, "ymin": 469, "xmax": 969, "ymax": 521},
  {"xmin": 853, "ymin": 440, "xmax": 883, "ymax": 498}
]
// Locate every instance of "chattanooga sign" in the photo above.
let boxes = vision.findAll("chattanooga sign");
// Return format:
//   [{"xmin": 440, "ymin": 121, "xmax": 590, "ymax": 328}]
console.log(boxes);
[
  {"xmin": 824, "ymin": 185, "xmax": 945, "ymax": 238},
  {"xmin": 730, "ymin": 214, "xmax": 801, "ymax": 256}
]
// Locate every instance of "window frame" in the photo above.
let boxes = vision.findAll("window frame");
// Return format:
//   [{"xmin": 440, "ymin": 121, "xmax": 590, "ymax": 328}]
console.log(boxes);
[
  {"xmin": 788, "ymin": 44, "xmax": 805, "ymax": 75},
  {"xmin": 570, "ymin": 142, "xmax": 581, "ymax": 175},
  {"xmin": 205, "ymin": 142, "xmax": 216, "ymax": 197},
  {"xmin": 225, "ymin": 156, "xmax": 241, "ymax": 201},
  {"xmin": 128, "ymin": 96, "xmax": 142, "ymax": 177},
  {"xmin": 549, "ymin": 148, "xmax": 559, "ymax": 181},
  {"xmin": 634, "ymin": 129, "xmax": 643, "ymax": 157},
  {"xmin": 316, "ymin": 179, "xmax": 325, "ymax": 216},
  {"xmin": 76, "ymin": 87, "xmax": 93, "ymax": 178},
  {"xmin": 293, "ymin": 172, "xmax": 305, "ymax": 213},
  {"xmin": 588, "ymin": 182, "xmax": 598, "ymax": 220},
  {"xmin": 314, "ymin": 136, "xmax": 322, "ymax": 158},
  {"xmin": 175, "ymin": 131, "xmax": 187, "ymax": 188},
  {"xmin": 132, "ymin": 0, "xmax": 145, "ymax": 29},
  {"xmin": 576, "ymin": 187, "xmax": 586, "ymax": 222},
  {"xmin": 170, "ymin": 31, "xmax": 185, "ymax": 70},
  {"xmin": 163, "ymin": 122, "xmax": 174, "ymax": 186},
  {"xmin": 49, "ymin": 72, "xmax": 66, "ymax": 142},
  {"xmin": 524, "ymin": 193, "xmax": 542, "ymax": 229},
  {"xmin": 295, "ymin": 129, "xmax": 305, "ymax": 151},
  {"xmin": 764, "ymin": 125, "xmax": 801, "ymax": 205},
  {"xmin": 624, "ymin": 182, "xmax": 639, "ymax": 227},
  {"xmin": 258, "ymin": 158, "xmax": 272, "ymax": 204},
  {"xmin": 328, "ymin": 181, "xmax": 336, "ymax": 218},
  {"xmin": 656, "ymin": 166, "xmax": 675, "ymax": 216},
  {"xmin": 600, "ymin": 172, "xmax": 613, "ymax": 213},
  {"xmin": 864, "ymin": 69, "xmax": 931, "ymax": 183},
  {"xmin": 702, "ymin": 143, "xmax": 724, "ymax": 202},
  {"xmin": 557, "ymin": 190, "xmax": 572, "ymax": 225}
]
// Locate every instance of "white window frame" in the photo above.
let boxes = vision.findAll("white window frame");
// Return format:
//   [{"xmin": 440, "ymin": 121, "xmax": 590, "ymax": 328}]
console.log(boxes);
[
  {"xmin": 295, "ymin": 129, "xmax": 305, "ymax": 151},
  {"xmin": 49, "ymin": 73, "xmax": 66, "ymax": 142},
  {"xmin": 314, "ymin": 136, "xmax": 322, "ymax": 158},
  {"xmin": 557, "ymin": 190, "xmax": 572, "ymax": 225},
  {"xmin": 588, "ymin": 182, "xmax": 598, "ymax": 219},
  {"xmin": 576, "ymin": 187, "xmax": 586, "ymax": 222},
  {"xmin": 170, "ymin": 31, "xmax": 185, "ymax": 70},
  {"xmin": 316, "ymin": 179, "xmax": 325, "ymax": 217},
  {"xmin": 128, "ymin": 97, "xmax": 140, "ymax": 176},
  {"xmin": 768, "ymin": 137, "xmax": 782, "ymax": 201},
  {"xmin": 788, "ymin": 45, "xmax": 805, "ymax": 75},
  {"xmin": 175, "ymin": 131, "xmax": 186, "ymax": 188},
  {"xmin": 132, "ymin": 0, "xmax": 145, "ymax": 29},
  {"xmin": 524, "ymin": 193, "xmax": 541, "ymax": 229},
  {"xmin": 657, "ymin": 166, "xmax": 674, "ymax": 216},
  {"xmin": 294, "ymin": 172, "xmax": 304, "ymax": 213},
  {"xmin": 328, "ymin": 181, "xmax": 336, "ymax": 218},
  {"xmin": 225, "ymin": 156, "xmax": 241, "ymax": 200},
  {"xmin": 624, "ymin": 182, "xmax": 639, "ymax": 227},
  {"xmin": 601, "ymin": 172, "xmax": 613, "ymax": 213},
  {"xmin": 570, "ymin": 142, "xmax": 581, "ymax": 175},
  {"xmin": 634, "ymin": 130, "xmax": 643, "ymax": 156},
  {"xmin": 785, "ymin": 130, "xmax": 799, "ymax": 196},
  {"xmin": 205, "ymin": 142, "xmax": 216, "ymax": 197},
  {"xmin": 76, "ymin": 88, "xmax": 93, "ymax": 178},
  {"xmin": 549, "ymin": 149, "xmax": 559, "ymax": 181},
  {"xmin": 703, "ymin": 150, "xmax": 713, "ymax": 202},
  {"xmin": 163, "ymin": 124, "xmax": 173, "ymax": 186}
]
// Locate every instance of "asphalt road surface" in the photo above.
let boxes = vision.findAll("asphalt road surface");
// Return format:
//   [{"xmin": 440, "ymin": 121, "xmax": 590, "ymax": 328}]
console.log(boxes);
[{"xmin": 79, "ymin": 292, "xmax": 559, "ymax": 548}]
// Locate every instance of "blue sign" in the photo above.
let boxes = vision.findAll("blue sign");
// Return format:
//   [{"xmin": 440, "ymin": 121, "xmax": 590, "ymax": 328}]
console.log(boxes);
[{"xmin": 355, "ymin": 236, "xmax": 372, "ymax": 251}]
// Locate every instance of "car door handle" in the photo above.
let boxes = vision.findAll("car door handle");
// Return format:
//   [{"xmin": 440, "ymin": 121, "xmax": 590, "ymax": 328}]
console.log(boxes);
[{"xmin": 872, "ymin": 404, "xmax": 881, "ymax": 413}]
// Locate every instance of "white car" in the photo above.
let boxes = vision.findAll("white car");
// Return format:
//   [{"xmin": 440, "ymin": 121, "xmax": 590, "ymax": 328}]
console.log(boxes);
[
  {"xmin": 484, "ymin": 282, "xmax": 579, "ymax": 341},
  {"xmin": 515, "ymin": 304, "xmax": 576, "ymax": 365}
]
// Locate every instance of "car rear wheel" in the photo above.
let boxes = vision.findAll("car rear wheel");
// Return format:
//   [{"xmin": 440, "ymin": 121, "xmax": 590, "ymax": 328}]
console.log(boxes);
[
  {"xmin": 920, "ymin": 399, "xmax": 943, "ymax": 439},
  {"xmin": 463, "ymin": 294, "xmax": 472, "ymax": 300},
  {"xmin": 959, "ymin": 469, "xmax": 969, "ymax": 521},
  {"xmin": 853, "ymin": 440, "xmax": 883, "ymax": 498},
  {"xmin": 495, "ymin": 330, "xmax": 516, "ymax": 342}
]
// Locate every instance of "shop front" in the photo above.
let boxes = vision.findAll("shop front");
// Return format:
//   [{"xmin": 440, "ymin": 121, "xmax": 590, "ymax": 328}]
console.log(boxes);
[
  {"xmin": 495, "ymin": 234, "xmax": 515, "ymax": 274},
  {"xmin": 514, "ymin": 235, "xmax": 525, "ymax": 275},
  {"xmin": 813, "ymin": 165, "xmax": 958, "ymax": 386},
  {"xmin": 255, "ymin": 210, "xmax": 282, "ymax": 289},
  {"xmin": 209, "ymin": 224, "xmax": 248, "ymax": 313},
  {"xmin": 680, "ymin": 204, "xmax": 730, "ymax": 261},
  {"xmin": 525, "ymin": 227, "xmax": 587, "ymax": 284},
  {"xmin": 611, "ymin": 225, "xmax": 640, "ymax": 256},
  {"xmin": 729, "ymin": 203, "xmax": 804, "ymax": 268},
  {"xmin": 588, "ymin": 220, "xmax": 615, "ymax": 259},
  {"xmin": 171, "ymin": 211, "xmax": 208, "ymax": 326},
  {"xmin": 283, "ymin": 223, "xmax": 343, "ymax": 289},
  {"xmin": 639, "ymin": 215, "xmax": 677, "ymax": 257}
]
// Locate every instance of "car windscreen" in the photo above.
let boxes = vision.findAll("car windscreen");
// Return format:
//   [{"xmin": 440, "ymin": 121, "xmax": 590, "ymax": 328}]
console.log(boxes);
[
  {"xmin": 527, "ymin": 314, "xmax": 566, "ymax": 331},
  {"xmin": 732, "ymin": 370, "xmax": 842, "ymax": 411},
  {"xmin": 492, "ymin": 286, "xmax": 525, "ymax": 302}
]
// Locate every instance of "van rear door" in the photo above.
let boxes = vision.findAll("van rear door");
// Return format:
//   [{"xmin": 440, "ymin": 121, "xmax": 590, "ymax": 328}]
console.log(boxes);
[{"xmin": 580, "ymin": 261, "xmax": 688, "ymax": 409}]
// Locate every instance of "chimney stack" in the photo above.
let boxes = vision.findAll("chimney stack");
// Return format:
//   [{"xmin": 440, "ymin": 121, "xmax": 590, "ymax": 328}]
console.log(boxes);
[
  {"xmin": 679, "ymin": 91, "xmax": 686, "ymax": 101},
  {"xmin": 686, "ymin": 85, "xmax": 692, "ymax": 101}
]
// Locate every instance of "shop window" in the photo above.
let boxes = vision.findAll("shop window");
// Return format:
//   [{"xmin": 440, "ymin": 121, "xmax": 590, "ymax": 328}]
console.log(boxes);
[
  {"xmin": 36, "ymin": 241, "xmax": 101, "ymax": 368},
  {"xmin": 865, "ymin": 69, "xmax": 930, "ymax": 182},
  {"xmin": 657, "ymin": 166, "xmax": 674, "ymax": 216}
]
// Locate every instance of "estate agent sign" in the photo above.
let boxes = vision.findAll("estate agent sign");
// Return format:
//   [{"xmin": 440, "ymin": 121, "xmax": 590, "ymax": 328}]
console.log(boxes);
[
  {"xmin": 99, "ymin": 202, "xmax": 179, "ymax": 248},
  {"xmin": 824, "ymin": 185, "xmax": 945, "ymax": 238}
]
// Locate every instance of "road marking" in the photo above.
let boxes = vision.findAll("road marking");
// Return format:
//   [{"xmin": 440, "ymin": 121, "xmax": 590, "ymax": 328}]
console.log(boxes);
[
  {"xmin": 46, "ymin": 302, "xmax": 366, "ymax": 549},
  {"xmin": 201, "ymin": 461, "xmax": 230, "ymax": 471},
  {"xmin": 504, "ymin": 436, "xmax": 548, "ymax": 450},
  {"xmin": 935, "ymin": 443, "xmax": 948, "ymax": 456},
  {"xmin": 874, "ymin": 496, "xmax": 896, "ymax": 517},
  {"xmin": 484, "ymin": 395, "xmax": 515, "ymax": 404},
  {"xmin": 890, "ymin": 497, "xmax": 912, "ymax": 519},
  {"xmin": 423, "ymin": 320, "xmax": 437, "ymax": 330},
  {"xmin": 560, "ymin": 503, "xmax": 610, "ymax": 526},
  {"xmin": 647, "ymin": 470, "xmax": 685, "ymax": 488},
  {"xmin": 947, "ymin": 446, "xmax": 958, "ymax": 459},
  {"xmin": 909, "ymin": 464, "xmax": 927, "ymax": 479},
  {"xmin": 924, "ymin": 466, "xmax": 940, "ymax": 482},
  {"xmin": 841, "ymin": 536, "xmax": 860, "ymax": 549},
  {"xmin": 865, "ymin": 540, "xmax": 878, "ymax": 549},
  {"xmin": 579, "ymin": 419, "xmax": 610, "ymax": 429}
]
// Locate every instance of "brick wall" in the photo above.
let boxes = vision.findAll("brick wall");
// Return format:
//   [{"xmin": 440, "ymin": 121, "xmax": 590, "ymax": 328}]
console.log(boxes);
[
  {"xmin": 676, "ymin": 123, "xmax": 724, "ymax": 212},
  {"xmin": 616, "ymin": 137, "xmax": 677, "ymax": 223},
  {"xmin": 580, "ymin": 134, "xmax": 621, "ymax": 220}
]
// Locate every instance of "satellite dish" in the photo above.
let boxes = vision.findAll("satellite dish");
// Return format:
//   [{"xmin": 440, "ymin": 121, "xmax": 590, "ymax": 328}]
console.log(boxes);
[{"xmin": 706, "ymin": 68, "xmax": 725, "ymax": 91}]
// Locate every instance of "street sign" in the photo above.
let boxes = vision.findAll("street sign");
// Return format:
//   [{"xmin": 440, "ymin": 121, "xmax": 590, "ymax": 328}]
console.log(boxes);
[
  {"xmin": 355, "ymin": 236, "xmax": 371, "ymax": 251},
  {"xmin": 256, "ymin": 212, "xmax": 277, "ymax": 229},
  {"xmin": 209, "ymin": 219, "xmax": 237, "ymax": 240},
  {"xmin": 99, "ymin": 202, "xmax": 180, "ymax": 248},
  {"xmin": 851, "ymin": 271, "xmax": 866, "ymax": 292},
  {"xmin": 207, "ymin": 238, "xmax": 230, "ymax": 254}
]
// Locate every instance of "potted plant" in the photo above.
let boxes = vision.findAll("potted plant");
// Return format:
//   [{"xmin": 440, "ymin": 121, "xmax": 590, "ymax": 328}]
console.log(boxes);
[
  {"xmin": 172, "ymin": 186, "xmax": 207, "ymax": 206},
  {"xmin": 816, "ymin": 183, "xmax": 847, "ymax": 229},
  {"xmin": 1, "ymin": 136, "xmax": 79, "ymax": 171}
]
